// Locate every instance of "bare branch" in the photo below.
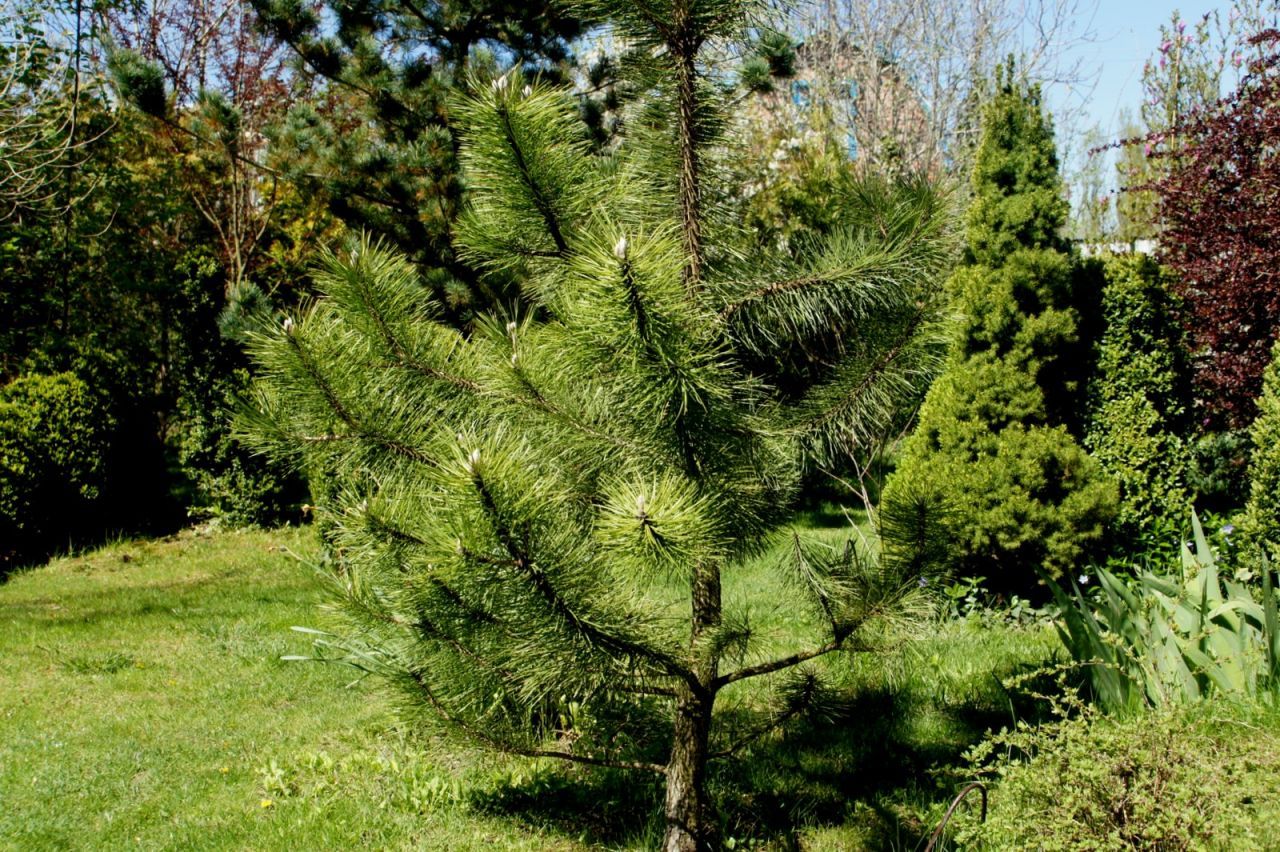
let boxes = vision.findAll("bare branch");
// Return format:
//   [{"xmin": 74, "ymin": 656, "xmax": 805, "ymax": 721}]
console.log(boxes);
[{"xmin": 713, "ymin": 639, "xmax": 844, "ymax": 688}]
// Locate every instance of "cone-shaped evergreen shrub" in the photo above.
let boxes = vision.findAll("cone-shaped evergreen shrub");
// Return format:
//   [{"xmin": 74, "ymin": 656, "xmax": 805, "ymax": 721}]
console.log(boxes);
[
  {"xmin": 1244, "ymin": 340, "xmax": 1280, "ymax": 562},
  {"xmin": 1084, "ymin": 253, "xmax": 1192, "ymax": 548},
  {"xmin": 880, "ymin": 61, "xmax": 1115, "ymax": 594},
  {"xmin": 240, "ymin": 1, "xmax": 951, "ymax": 847}
]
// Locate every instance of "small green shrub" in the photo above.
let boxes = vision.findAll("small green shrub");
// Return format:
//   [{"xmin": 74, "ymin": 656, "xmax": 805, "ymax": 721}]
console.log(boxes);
[
  {"xmin": 1243, "ymin": 339, "xmax": 1280, "ymax": 562},
  {"xmin": 1084, "ymin": 253, "xmax": 1191, "ymax": 548},
  {"xmin": 0, "ymin": 372, "xmax": 116, "ymax": 568},
  {"xmin": 956, "ymin": 701, "xmax": 1280, "ymax": 850}
]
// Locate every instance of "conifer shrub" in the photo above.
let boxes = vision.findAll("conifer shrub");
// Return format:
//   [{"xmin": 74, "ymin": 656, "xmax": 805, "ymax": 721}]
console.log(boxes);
[
  {"xmin": 1084, "ymin": 253, "xmax": 1191, "ymax": 547},
  {"xmin": 880, "ymin": 63, "xmax": 1114, "ymax": 593},
  {"xmin": 0, "ymin": 372, "xmax": 115, "ymax": 570},
  {"xmin": 886, "ymin": 360, "xmax": 1114, "ymax": 586},
  {"xmin": 1243, "ymin": 339, "xmax": 1280, "ymax": 561}
]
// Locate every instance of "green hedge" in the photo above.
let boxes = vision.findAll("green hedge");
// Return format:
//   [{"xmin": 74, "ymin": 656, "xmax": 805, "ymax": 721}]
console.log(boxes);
[{"xmin": 1083, "ymin": 253, "xmax": 1191, "ymax": 548}]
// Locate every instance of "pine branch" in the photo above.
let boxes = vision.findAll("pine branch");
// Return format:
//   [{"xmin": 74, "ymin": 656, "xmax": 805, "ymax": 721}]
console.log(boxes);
[
  {"xmin": 469, "ymin": 468, "xmax": 703, "ymax": 694},
  {"xmin": 283, "ymin": 330, "xmax": 439, "ymax": 467},
  {"xmin": 709, "ymin": 674, "xmax": 817, "ymax": 758},
  {"xmin": 715, "ymin": 574, "xmax": 921, "ymax": 689},
  {"xmin": 713, "ymin": 639, "xmax": 845, "ymax": 688},
  {"xmin": 495, "ymin": 102, "xmax": 569, "ymax": 256},
  {"xmin": 340, "ymin": 260, "xmax": 482, "ymax": 394},
  {"xmin": 788, "ymin": 533, "xmax": 839, "ymax": 637},
  {"xmin": 785, "ymin": 308, "xmax": 929, "ymax": 435}
]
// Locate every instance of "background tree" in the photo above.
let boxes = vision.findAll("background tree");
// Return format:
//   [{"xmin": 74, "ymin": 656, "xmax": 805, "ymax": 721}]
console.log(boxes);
[
  {"xmin": 879, "ymin": 61, "xmax": 1115, "ymax": 595},
  {"xmin": 1066, "ymin": 124, "xmax": 1116, "ymax": 243},
  {"xmin": 249, "ymin": 0, "xmax": 593, "ymax": 320},
  {"xmin": 0, "ymin": 0, "xmax": 99, "ymax": 219},
  {"xmin": 0, "ymin": 0, "xmax": 320, "ymax": 551},
  {"xmin": 1112, "ymin": 111, "xmax": 1157, "ymax": 243},
  {"xmin": 787, "ymin": 0, "xmax": 1100, "ymax": 178},
  {"xmin": 102, "ymin": 0, "xmax": 326, "ymax": 524},
  {"xmin": 1114, "ymin": 6, "xmax": 1271, "ymax": 242},
  {"xmin": 241, "ymin": 0, "xmax": 953, "ymax": 845},
  {"xmin": 1147, "ymin": 30, "xmax": 1280, "ymax": 428},
  {"xmin": 103, "ymin": 0, "xmax": 305, "ymax": 298}
]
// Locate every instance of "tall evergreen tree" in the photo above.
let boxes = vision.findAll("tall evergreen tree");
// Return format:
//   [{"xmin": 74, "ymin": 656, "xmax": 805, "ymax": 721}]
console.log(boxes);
[
  {"xmin": 241, "ymin": 0, "xmax": 952, "ymax": 846},
  {"xmin": 880, "ymin": 60, "xmax": 1115, "ymax": 594},
  {"xmin": 249, "ymin": 0, "xmax": 593, "ymax": 320}
]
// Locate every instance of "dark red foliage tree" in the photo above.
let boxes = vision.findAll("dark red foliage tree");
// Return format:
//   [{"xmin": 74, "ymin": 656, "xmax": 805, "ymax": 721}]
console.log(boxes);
[{"xmin": 1150, "ymin": 30, "xmax": 1280, "ymax": 427}]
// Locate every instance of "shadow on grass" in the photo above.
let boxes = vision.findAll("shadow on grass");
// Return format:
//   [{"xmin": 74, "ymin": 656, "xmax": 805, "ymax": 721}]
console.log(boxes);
[
  {"xmin": 471, "ymin": 764, "xmax": 665, "ymax": 846},
  {"xmin": 470, "ymin": 657, "xmax": 1062, "ymax": 849}
]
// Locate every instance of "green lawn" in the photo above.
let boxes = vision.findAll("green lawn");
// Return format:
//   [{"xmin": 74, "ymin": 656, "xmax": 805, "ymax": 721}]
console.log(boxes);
[{"xmin": 0, "ymin": 524, "xmax": 1058, "ymax": 850}]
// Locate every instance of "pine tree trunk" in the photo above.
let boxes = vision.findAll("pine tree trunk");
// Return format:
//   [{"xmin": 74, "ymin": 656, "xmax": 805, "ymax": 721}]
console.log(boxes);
[
  {"xmin": 665, "ymin": 16, "xmax": 716, "ymax": 848},
  {"xmin": 663, "ymin": 690, "xmax": 716, "ymax": 851},
  {"xmin": 664, "ymin": 560, "xmax": 721, "ymax": 850}
]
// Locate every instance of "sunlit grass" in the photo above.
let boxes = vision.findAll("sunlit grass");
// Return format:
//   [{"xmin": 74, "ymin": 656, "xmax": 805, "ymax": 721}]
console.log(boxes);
[
  {"xmin": 1, "ymin": 522, "xmax": 1058, "ymax": 849},
  {"xmin": 0, "ymin": 527, "xmax": 574, "ymax": 850}
]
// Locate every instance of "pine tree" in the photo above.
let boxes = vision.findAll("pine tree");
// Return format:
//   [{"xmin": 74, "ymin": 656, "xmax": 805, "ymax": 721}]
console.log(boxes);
[
  {"xmin": 880, "ymin": 61, "xmax": 1115, "ymax": 594},
  {"xmin": 240, "ymin": 1, "xmax": 951, "ymax": 846}
]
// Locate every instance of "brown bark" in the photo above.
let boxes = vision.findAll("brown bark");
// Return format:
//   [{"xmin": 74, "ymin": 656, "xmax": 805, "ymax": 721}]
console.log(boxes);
[
  {"xmin": 663, "ymin": 560, "xmax": 722, "ymax": 849},
  {"xmin": 663, "ymin": 690, "xmax": 716, "ymax": 851}
]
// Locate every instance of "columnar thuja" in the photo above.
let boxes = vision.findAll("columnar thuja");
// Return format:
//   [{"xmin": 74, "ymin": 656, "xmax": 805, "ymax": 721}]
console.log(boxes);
[{"xmin": 242, "ymin": 1, "xmax": 950, "ymax": 848}]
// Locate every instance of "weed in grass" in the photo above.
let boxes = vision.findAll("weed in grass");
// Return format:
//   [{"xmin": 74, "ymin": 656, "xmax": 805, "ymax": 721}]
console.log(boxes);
[
  {"xmin": 54, "ymin": 650, "xmax": 137, "ymax": 674},
  {"xmin": 197, "ymin": 621, "xmax": 293, "ymax": 665}
]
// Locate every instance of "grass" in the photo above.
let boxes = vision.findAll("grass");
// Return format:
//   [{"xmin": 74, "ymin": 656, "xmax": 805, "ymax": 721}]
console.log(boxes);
[{"xmin": 0, "ymin": 521, "xmax": 1060, "ymax": 850}]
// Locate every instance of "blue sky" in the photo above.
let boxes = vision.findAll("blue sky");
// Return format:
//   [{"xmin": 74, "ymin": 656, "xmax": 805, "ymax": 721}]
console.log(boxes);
[{"xmin": 1049, "ymin": 0, "xmax": 1263, "ymax": 138}]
